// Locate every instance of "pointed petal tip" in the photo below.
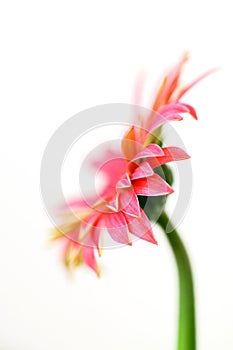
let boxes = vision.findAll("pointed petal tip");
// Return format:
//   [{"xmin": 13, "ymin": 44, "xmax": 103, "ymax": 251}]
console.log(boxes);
[
  {"xmin": 96, "ymin": 267, "xmax": 101, "ymax": 278},
  {"xmin": 148, "ymin": 236, "xmax": 158, "ymax": 245},
  {"xmin": 169, "ymin": 186, "xmax": 175, "ymax": 194}
]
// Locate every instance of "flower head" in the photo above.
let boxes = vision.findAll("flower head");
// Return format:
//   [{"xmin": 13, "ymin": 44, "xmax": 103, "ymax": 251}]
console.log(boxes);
[{"xmin": 51, "ymin": 55, "xmax": 210, "ymax": 276}]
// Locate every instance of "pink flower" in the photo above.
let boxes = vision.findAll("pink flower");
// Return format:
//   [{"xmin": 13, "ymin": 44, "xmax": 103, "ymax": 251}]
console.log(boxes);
[
  {"xmin": 51, "ymin": 54, "xmax": 211, "ymax": 276},
  {"xmin": 132, "ymin": 53, "xmax": 216, "ymax": 146},
  {"xmin": 52, "ymin": 140, "xmax": 189, "ymax": 276}
]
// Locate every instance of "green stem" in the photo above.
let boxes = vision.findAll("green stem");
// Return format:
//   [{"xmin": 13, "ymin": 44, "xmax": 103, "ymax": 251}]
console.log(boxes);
[{"xmin": 157, "ymin": 211, "xmax": 196, "ymax": 350}]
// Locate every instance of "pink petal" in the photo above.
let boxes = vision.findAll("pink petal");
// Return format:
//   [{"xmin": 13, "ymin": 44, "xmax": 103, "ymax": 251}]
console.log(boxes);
[
  {"xmin": 147, "ymin": 146, "xmax": 190, "ymax": 168},
  {"xmin": 116, "ymin": 176, "xmax": 131, "ymax": 189},
  {"xmin": 177, "ymin": 67, "xmax": 219, "ymax": 101},
  {"xmin": 121, "ymin": 126, "xmax": 139, "ymax": 160},
  {"xmin": 159, "ymin": 102, "xmax": 190, "ymax": 115},
  {"xmin": 133, "ymin": 72, "xmax": 145, "ymax": 107},
  {"xmin": 181, "ymin": 103, "xmax": 197, "ymax": 119},
  {"xmin": 133, "ymin": 173, "xmax": 174, "ymax": 196},
  {"xmin": 130, "ymin": 144, "xmax": 164, "ymax": 162},
  {"xmin": 147, "ymin": 113, "xmax": 183, "ymax": 135},
  {"xmin": 97, "ymin": 156, "xmax": 128, "ymax": 199},
  {"xmin": 158, "ymin": 102, "xmax": 197, "ymax": 120},
  {"xmin": 64, "ymin": 197, "xmax": 91, "ymax": 209},
  {"xmin": 82, "ymin": 246, "xmax": 100, "ymax": 277},
  {"xmin": 118, "ymin": 187, "xmax": 141, "ymax": 217},
  {"xmin": 102, "ymin": 212, "xmax": 132, "ymax": 245},
  {"xmin": 126, "ymin": 210, "xmax": 157, "ymax": 244},
  {"xmin": 131, "ymin": 162, "xmax": 154, "ymax": 180},
  {"xmin": 152, "ymin": 53, "xmax": 189, "ymax": 110},
  {"xmin": 81, "ymin": 220, "xmax": 102, "ymax": 254}
]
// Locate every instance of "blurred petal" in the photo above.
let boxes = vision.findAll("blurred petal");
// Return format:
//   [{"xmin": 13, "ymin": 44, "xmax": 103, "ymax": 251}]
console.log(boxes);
[
  {"xmin": 81, "ymin": 220, "xmax": 102, "ymax": 254},
  {"xmin": 159, "ymin": 102, "xmax": 190, "ymax": 115},
  {"xmin": 152, "ymin": 53, "xmax": 189, "ymax": 110},
  {"xmin": 147, "ymin": 112, "xmax": 183, "ymax": 135},
  {"xmin": 82, "ymin": 246, "xmax": 100, "ymax": 277},
  {"xmin": 122, "ymin": 126, "xmax": 138, "ymax": 160},
  {"xmin": 177, "ymin": 67, "xmax": 219, "ymax": 101}
]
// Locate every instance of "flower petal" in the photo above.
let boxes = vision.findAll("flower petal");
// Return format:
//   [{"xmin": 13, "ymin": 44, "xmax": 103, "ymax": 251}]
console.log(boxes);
[
  {"xmin": 130, "ymin": 144, "xmax": 164, "ymax": 162},
  {"xmin": 177, "ymin": 67, "xmax": 219, "ymax": 101},
  {"xmin": 147, "ymin": 146, "xmax": 190, "ymax": 169},
  {"xmin": 103, "ymin": 212, "xmax": 132, "ymax": 245},
  {"xmin": 118, "ymin": 187, "xmax": 141, "ymax": 217},
  {"xmin": 152, "ymin": 53, "xmax": 189, "ymax": 110},
  {"xmin": 81, "ymin": 220, "xmax": 102, "ymax": 254},
  {"xmin": 181, "ymin": 103, "xmax": 197, "ymax": 119},
  {"xmin": 121, "ymin": 126, "xmax": 139, "ymax": 160},
  {"xmin": 116, "ymin": 176, "xmax": 131, "ymax": 189},
  {"xmin": 126, "ymin": 210, "xmax": 157, "ymax": 244},
  {"xmin": 82, "ymin": 246, "xmax": 100, "ymax": 277},
  {"xmin": 133, "ymin": 173, "xmax": 174, "ymax": 196},
  {"xmin": 147, "ymin": 112, "xmax": 183, "ymax": 135},
  {"xmin": 159, "ymin": 102, "xmax": 190, "ymax": 115},
  {"xmin": 131, "ymin": 162, "xmax": 154, "ymax": 180}
]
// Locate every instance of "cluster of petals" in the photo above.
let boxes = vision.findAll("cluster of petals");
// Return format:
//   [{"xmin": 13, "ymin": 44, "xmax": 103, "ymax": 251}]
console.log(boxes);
[{"xmin": 51, "ymin": 54, "xmax": 210, "ymax": 276}]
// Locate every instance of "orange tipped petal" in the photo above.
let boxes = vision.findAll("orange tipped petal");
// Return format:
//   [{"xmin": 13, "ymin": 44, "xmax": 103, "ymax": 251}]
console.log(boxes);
[{"xmin": 122, "ymin": 126, "xmax": 138, "ymax": 160}]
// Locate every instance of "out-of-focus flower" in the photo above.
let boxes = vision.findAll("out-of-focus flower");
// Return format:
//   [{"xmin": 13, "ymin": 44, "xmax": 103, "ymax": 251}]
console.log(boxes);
[{"xmin": 132, "ymin": 53, "xmax": 216, "ymax": 146}]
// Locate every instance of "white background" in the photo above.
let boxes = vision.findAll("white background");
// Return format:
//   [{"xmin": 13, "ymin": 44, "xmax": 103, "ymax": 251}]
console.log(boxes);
[{"xmin": 0, "ymin": 1, "xmax": 233, "ymax": 349}]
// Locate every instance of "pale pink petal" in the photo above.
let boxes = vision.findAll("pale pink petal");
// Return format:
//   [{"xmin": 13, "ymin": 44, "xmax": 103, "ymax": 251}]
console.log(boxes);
[
  {"xmin": 159, "ymin": 102, "xmax": 190, "ymax": 115},
  {"xmin": 97, "ymin": 156, "xmax": 128, "ymax": 199},
  {"xmin": 176, "ymin": 67, "xmax": 219, "ymax": 101},
  {"xmin": 133, "ymin": 72, "xmax": 145, "ymax": 105},
  {"xmin": 82, "ymin": 246, "xmax": 100, "ymax": 277},
  {"xmin": 131, "ymin": 162, "xmax": 154, "ymax": 180},
  {"xmin": 118, "ymin": 187, "xmax": 141, "ymax": 217},
  {"xmin": 64, "ymin": 197, "xmax": 90, "ymax": 209},
  {"xmin": 116, "ymin": 176, "xmax": 131, "ymax": 189},
  {"xmin": 121, "ymin": 126, "xmax": 139, "ymax": 160},
  {"xmin": 131, "ymin": 144, "xmax": 164, "ymax": 162},
  {"xmin": 133, "ymin": 173, "xmax": 174, "ymax": 196},
  {"xmin": 147, "ymin": 146, "xmax": 190, "ymax": 169},
  {"xmin": 159, "ymin": 102, "xmax": 197, "ymax": 120},
  {"xmin": 102, "ymin": 212, "xmax": 132, "ymax": 245},
  {"xmin": 81, "ymin": 219, "xmax": 102, "ymax": 253},
  {"xmin": 152, "ymin": 53, "xmax": 189, "ymax": 110},
  {"xmin": 126, "ymin": 210, "xmax": 157, "ymax": 244},
  {"xmin": 147, "ymin": 113, "xmax": 183, "ymax": 135}
]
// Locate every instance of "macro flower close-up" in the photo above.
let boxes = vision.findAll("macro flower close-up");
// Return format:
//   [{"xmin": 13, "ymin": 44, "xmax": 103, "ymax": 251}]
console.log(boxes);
[
  {"xmin": 51, "ymin": 54, "xmax": 204, "ymax": 280},
  {"xmin": 1, "ymin": 2, "xmax": 233, "ymax": 350}
]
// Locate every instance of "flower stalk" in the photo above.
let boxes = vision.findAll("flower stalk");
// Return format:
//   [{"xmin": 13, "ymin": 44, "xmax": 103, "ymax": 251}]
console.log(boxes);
[{"xmin": 157, "ymin": 211, "xmax": 196, "ymax": 350}]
